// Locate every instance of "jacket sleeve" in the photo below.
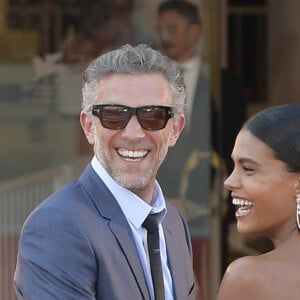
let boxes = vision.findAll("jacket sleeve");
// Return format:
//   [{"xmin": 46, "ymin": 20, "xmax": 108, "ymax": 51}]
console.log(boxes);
[{"xmin": 14, "ymin": 205, "xmax": 97, "ymax": 300}]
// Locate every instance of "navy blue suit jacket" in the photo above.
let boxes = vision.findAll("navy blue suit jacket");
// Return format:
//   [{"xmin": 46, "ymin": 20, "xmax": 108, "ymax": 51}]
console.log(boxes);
[{"xmin": 14, "ymin": 164, "xmax": 196, "ymax": 299}]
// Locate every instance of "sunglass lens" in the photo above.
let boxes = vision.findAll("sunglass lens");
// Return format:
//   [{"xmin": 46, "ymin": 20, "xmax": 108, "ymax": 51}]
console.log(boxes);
[
  {"xmin": 139, "ymin": 107, "xmax": 169, "ymax": 130},
  {"xmin": 101, "ymin": 106, "xmax": 129, "ymax": 129},
  {"xmin": 93, "ymin": 105, "xmax": 172, "ymax": 130}
]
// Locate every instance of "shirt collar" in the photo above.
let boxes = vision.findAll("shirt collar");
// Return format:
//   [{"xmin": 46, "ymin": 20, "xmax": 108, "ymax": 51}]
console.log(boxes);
[
  {"xmin": 181, "ymin": 55, "xmax": 201, "ymax": 72},
  {"xmin": 91, "ymin": 156, "xmax": 167, "ymax": 228}
]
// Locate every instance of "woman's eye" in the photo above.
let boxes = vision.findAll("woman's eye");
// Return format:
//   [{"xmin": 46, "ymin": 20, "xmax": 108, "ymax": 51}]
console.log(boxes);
[{"xmin": 243, "ymin": 166, "xmax": 255, "ymax": 173}]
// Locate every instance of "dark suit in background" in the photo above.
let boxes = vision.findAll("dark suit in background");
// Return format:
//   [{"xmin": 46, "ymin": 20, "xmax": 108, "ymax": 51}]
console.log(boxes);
[
  {"xmin": 156, "ymin": 2, "xmax": 213, "ymax": 298},
  {"xmin": 157, "ymin": 62, "xmax": 211, "ymax": 237}
]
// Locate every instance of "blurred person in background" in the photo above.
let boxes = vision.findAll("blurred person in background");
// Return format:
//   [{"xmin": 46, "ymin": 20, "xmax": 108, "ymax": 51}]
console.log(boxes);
[
  {"xmin": 156, "ymin": 1, "xmax": 212, "ymax": 297},
  {"xmin": 62, "ymin": 0, "xmax": 151, "ymax": 63},
  {"xmin": 156, "ymin": 0, "xmax": 247, "ymax": 295}
]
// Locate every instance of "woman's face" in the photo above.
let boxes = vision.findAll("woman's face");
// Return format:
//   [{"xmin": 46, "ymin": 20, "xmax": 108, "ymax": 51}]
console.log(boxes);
[{"xmin": 224, "ymin": 129, "xmax": 299, "ymax": 241}]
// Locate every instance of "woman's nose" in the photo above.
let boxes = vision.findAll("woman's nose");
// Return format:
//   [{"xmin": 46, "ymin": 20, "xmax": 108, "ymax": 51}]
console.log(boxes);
[{"xmin": 224, "ymin": 170, "xmax": 240, "ymax": 191}]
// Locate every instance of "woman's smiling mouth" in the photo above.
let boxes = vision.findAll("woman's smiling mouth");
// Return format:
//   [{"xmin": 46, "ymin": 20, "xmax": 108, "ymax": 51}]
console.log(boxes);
[{"xmin": 232, "ymin": 198, "xmax": 254, "ymax": 216}]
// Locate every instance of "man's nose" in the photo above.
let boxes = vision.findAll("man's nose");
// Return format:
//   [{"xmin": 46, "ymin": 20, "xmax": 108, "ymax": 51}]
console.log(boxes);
[
  {"xmin": 121, "ymin": 115, "xmax": 145, "ymax": 138},
  {"xmin": 159, "ymin": 28, "xmax": 171, "ymax": 41}
]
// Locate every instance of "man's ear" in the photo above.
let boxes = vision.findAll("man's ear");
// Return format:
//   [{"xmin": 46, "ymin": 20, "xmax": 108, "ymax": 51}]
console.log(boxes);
[
  {"xmin": 80, "ymin": 111, "xmax": 95, "ymax": 145},
  {"xmin": 169, "ymin": 114, "xmax": 185, "ymax": 147}
]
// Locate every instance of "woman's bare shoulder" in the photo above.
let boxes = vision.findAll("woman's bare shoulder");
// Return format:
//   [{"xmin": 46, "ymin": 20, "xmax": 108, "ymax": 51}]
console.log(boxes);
[
  {"xmin": 216, "ymin": 245, "xmax": 300, "ymax": 300},
  {"xmin": 216, "ymin": 255, "xmax": 272, "ymax": 300}
]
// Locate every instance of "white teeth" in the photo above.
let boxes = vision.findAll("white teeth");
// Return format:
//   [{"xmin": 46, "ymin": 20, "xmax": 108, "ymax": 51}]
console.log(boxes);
[
  {"xmin": 232, "ymin": 198, "xmax": 254, "ymax": 207},
  {"xmin": 118, "ymin": 149, "xmax": 147, "ymax": 158}
]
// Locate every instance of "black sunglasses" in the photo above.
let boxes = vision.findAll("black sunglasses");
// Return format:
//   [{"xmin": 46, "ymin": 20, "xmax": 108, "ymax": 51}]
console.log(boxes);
[{"xmin": 92, "ymin": 104, "xmax": 174, "ymax": 130}]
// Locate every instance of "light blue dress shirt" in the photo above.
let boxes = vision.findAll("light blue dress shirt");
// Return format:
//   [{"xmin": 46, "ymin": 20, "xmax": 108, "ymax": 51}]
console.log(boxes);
[{"xmin": 91, "ymin": 156, "xmax": 174, "ymax": 300}]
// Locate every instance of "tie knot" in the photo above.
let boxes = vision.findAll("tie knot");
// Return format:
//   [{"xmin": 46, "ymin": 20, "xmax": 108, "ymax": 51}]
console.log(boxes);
[{"xmin": 142, "ymin": 214, "xmax": 159, "ymax": 233}]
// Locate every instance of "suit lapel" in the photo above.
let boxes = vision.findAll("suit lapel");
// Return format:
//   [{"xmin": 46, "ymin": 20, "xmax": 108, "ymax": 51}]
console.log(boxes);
[
  {"xmin": 161, "ymin": 203, "xmax": 195, "ymax": 299},
  {"xmin": 108, "ymin": 216, "xmax": 150, "ymax": 299},
  {"xmin": 163, "ymin": 223, "xmax": 187, "ymax": 300},
  {"xmin": 79, "ymin": 165, "xmax": 150, "ymax": 300}
]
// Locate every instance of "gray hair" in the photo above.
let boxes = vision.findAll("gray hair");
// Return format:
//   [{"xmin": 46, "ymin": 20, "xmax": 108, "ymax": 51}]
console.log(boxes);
[{"xmin": 81, "ymin": 44, "xmax": 186, "ymax": 117}]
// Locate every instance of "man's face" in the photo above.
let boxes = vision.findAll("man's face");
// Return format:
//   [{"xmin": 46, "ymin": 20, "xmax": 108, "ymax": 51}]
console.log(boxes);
[
  {"xmin": 81, "ymin": 73, "xmax": 185, "ymax": 202},
  {"xmin": 157, "ymin": 10, "xmax": 200, "ymax": 63}
]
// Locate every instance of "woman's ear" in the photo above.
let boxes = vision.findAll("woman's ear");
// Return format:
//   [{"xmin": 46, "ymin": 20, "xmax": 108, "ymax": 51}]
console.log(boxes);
[
  {"xmin": 80, "ymin": 111, "xmax": 95, "ymax": 145},
  {"xmin": 169, "ymin": 114, "xmax": 185, "ymax": 147}
]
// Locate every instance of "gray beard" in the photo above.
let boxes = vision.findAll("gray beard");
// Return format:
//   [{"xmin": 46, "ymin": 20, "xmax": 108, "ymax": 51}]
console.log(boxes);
[{"xmin": 93, "ymin": 129, "xmax": 170, "ymax": 192}]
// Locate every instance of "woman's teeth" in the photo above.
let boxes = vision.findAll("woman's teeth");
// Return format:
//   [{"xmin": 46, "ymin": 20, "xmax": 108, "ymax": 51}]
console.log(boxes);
[
  {"xmin": 232, "ymin": 198, "xmax": 254, "ymax": 215},
  {"xmin": 232, "ymin": 199, "xmax": 254, "ymax": 207}
]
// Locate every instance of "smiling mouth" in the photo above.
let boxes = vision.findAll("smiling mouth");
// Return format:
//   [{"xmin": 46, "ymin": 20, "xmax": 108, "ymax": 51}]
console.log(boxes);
[
  {"xmin": 232, "ymin": 198, "xmax": 254, "ymax": 215},
  {"xmin": 117, "ymin": 148, "xmax": 148, "ymax": 161}
]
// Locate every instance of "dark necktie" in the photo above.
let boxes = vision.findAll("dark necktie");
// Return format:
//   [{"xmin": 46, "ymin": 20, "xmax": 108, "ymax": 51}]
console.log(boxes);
[{"xmin": 142, "ymin": 214, "xmax": 165, "ymax": 300}]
